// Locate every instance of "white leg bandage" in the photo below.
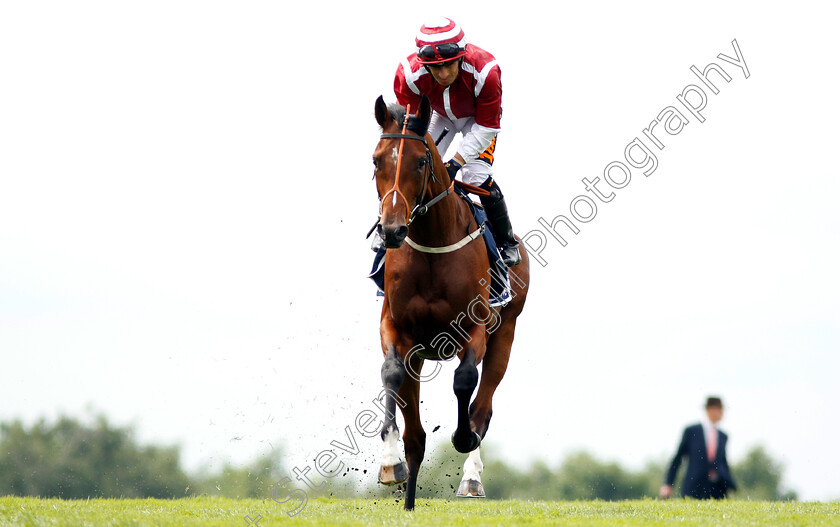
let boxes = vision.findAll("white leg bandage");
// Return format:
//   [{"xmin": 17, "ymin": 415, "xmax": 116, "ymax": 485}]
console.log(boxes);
[
  {"xmin": 461, "ymin": 446, "xmax": 484, "ymax": 482},
  {"xmin": 381, "ymin": 426, "xmax": 403, "ymax": 466}
]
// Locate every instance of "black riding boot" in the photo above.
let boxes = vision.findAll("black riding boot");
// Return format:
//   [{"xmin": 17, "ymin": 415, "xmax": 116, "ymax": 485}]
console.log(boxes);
[{"xmin": 479, "ymin": 178, "xmax": 522, "ymax": 266}]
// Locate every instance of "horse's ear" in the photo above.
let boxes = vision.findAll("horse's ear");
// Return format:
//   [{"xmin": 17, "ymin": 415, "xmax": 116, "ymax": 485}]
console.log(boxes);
[
  {"xmin": 417, "ymin": 95, "xmax": 432, "ymax": 128},
  {"xmin": 375, "ymin": 95, "xmax": 391, "ymax": 128}
]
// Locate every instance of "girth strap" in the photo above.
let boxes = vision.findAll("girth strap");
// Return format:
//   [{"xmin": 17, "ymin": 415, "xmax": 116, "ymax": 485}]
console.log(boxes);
[{"xmin": 405, "ymin": 224, "xmax": 485, "ymax": 254}]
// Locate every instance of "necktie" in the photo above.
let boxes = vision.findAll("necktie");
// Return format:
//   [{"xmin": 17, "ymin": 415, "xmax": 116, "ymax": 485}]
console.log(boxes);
[{"xmin": 707, "ymin": 428, "xmax": 718, "ymax": 461}]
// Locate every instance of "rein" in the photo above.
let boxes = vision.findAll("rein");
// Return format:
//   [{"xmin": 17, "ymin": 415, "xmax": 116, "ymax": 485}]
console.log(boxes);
[{"xmin": 379, "ymin": 107, "xmax": 414, "ymax": 226}]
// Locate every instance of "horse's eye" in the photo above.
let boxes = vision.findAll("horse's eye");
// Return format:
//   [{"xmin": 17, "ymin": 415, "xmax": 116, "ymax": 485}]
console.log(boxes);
[{"xmin": 417, "ymin": 157, "xmax": 427, "ymax": 170}]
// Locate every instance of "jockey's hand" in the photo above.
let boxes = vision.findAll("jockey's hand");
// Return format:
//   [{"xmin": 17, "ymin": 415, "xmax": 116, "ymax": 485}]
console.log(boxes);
[{"xmin": 445, "ymin": 159, "xmax": 462, "ymax": 180}]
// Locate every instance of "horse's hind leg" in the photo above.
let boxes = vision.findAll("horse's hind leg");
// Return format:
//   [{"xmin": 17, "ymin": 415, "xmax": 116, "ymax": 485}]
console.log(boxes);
[
  {"xmin": 398, "ymin": 352, "xmax": 426, "ymax": 511},
  {"xmin": 457, "ymin": 447, "xmax": 486, "ymax": 497},
  {"xmin": 451, "ymin": 348, "xmax": 482, "ymax": 454},
  {"xmin": 378, "ymin": 346, "xmax": 408, "ymax": 486}
]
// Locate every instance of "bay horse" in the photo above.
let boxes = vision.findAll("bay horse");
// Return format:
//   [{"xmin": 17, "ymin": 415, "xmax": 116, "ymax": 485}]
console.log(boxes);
[{"xmin": 371, "ymin": 94, "xmax": 530, "ymax": 510}]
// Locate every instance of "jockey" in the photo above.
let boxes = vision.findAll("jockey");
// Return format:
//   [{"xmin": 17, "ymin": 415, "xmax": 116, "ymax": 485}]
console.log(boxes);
[{"xmin": 394, "ymin": 17, "xmax": 521, "ymax": 266}]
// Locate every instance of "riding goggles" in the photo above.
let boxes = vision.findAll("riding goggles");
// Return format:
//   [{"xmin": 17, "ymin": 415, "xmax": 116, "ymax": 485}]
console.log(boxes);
[{"xmin": 417, "ymin": 42, "xmax": 463, "ymax": 62}]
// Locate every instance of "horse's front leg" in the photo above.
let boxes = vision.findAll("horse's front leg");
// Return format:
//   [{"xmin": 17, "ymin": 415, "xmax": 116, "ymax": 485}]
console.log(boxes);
[
  {"xmin": 378, "ymin": 343, "xmax": 426, "ymax": 510},
  {"xmin": 457, "ymin": 320, "xmax": 514, "ymax": 498},
  {"xmin": 451, "ymin": 343, "xmax": 483, "ymax": 454},
  {"xmin": 378, "ymin": 345, "xmax": 408, "ymax": 486}
]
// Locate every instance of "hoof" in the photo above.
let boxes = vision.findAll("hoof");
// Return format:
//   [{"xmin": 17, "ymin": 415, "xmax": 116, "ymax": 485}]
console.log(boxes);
[
  {"xmin": 456, "ymin": 479, "xmax": 485, "ymax": 498},
  {"xmin": 451, "ymin": 430, "xmax": 481, "ymax": 454},
  {"xmin": 378, "ymin": 462, "xmax": 408, "ymax": 485}
]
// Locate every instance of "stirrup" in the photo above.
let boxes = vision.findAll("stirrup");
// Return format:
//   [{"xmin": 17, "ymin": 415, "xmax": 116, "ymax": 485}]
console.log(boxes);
[
  {"xmin": 500, "ymin": 243, "xmax": 521, "ymax": 267},
  {"xmin": 371, "ymin": 235, "xmax": 383, "ymax": 252}
]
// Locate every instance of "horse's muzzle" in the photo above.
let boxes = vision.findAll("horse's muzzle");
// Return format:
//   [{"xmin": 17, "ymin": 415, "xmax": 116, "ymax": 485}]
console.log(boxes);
[{"xmin": 377, "ymin": 223, "xmax": 408, "ymax": 249}]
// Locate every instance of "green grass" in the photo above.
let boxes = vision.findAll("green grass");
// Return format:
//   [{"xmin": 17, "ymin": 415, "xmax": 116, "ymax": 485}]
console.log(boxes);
[{"xmin": 1, "ymin": 496, "xmax": 838, "ymax": 526}]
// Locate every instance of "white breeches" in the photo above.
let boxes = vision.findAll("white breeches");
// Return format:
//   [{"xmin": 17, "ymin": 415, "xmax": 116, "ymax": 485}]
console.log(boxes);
[{"xmin": 428, "ymin": 112, "xmax": 495, "ymax": 187}]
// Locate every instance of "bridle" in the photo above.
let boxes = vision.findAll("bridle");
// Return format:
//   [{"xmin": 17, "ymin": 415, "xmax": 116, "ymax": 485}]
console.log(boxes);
[
  {"xmin": 378, "ymin": 107, "xmax": 453, "ymax": 227},
  {"xmin": 371, "ymin": 107, "xmax": 486, "ymax": 254}
]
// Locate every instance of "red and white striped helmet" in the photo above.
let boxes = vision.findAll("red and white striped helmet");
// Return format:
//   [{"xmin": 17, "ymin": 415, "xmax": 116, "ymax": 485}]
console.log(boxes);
[{"xmin": 415, "ymin": 17, "xmax": 467, "ymax": 65}]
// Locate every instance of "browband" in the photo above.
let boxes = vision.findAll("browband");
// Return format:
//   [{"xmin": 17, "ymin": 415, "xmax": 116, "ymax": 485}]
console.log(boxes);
[{"xmin": 380, "ymin": 133, "xmax": 427, "ymax": 145}]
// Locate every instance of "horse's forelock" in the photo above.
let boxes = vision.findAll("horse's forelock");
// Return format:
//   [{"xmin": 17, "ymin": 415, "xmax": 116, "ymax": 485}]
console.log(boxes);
[
  {"xmin": 385, "ymin": 102, "xmax": 429, "ymax": 137},
  {"xmin": 386, "ymin": 103, "xmax": 406, "ymax": 126}
]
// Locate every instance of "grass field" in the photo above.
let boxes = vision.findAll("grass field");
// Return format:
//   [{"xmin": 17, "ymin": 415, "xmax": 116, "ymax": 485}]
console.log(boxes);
[{"xmin": 1, "ymin": 496, "xmax": 838, "ymax": 526}]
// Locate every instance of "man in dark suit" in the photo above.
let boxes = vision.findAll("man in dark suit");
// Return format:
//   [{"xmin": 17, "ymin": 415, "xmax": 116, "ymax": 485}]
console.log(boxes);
[{"xmin": 660, "ymin": 396, "xmax": 737, "ymax": 499}]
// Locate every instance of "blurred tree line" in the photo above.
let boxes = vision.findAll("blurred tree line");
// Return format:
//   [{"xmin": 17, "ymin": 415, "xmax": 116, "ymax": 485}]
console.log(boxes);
[
  {"xmin": 0, "ymin": 416, "xmax": 188, "ymax": 498},
  {"xmin": 0, "ymin": 416, "xmax": 796, "ymax": 501}
]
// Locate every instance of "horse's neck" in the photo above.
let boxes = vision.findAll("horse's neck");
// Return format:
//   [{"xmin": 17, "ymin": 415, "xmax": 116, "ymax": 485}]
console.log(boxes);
[{"xmin": 407, "ymin": 163, "xmax": 473, "ymax": 247}]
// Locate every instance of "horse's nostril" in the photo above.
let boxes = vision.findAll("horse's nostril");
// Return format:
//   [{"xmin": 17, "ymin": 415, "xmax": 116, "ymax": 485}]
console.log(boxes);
[{"xmin": 380, "ymin": 223, "xmax": 408, "ymax": 248}]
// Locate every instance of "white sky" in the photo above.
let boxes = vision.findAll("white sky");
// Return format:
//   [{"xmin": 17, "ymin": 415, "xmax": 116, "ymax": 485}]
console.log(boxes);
[{"xmin": 1, "ymin": 1, "xmax": 838, "ymax": 501}]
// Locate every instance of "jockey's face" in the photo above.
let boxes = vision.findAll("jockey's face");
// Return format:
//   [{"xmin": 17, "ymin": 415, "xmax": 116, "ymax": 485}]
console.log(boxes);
[{"xmin": 427, "ymin": 59, "xmax": 460, "ymax": 86}]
